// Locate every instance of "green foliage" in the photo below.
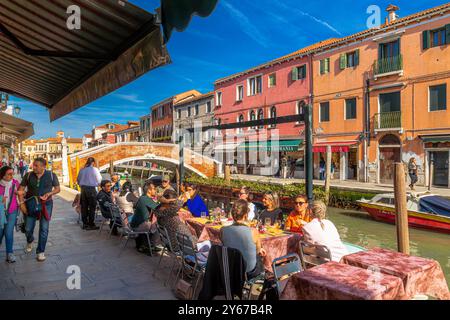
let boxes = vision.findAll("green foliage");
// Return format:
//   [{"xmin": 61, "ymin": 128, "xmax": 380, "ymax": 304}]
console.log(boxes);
[{"xmin": 185, "ymin": 176, "xmax": 376, "ymax": 210}]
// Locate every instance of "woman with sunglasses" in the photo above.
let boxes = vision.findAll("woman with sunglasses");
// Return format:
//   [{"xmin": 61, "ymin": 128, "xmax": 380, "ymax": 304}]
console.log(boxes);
[
  {"xmin": 284, "ymin": 195, "xmax": 312, "ymax": 233},
  {"xmin": 0, "ymin": 166, "xmax": 20, "ymax": 263},
  {"xmin": 258, "ymin": 192, "xmax": 283, "ymax": 226},
  {"xmin": 238, "ymin": 186, "xmax": 256, "ymax": 221}
]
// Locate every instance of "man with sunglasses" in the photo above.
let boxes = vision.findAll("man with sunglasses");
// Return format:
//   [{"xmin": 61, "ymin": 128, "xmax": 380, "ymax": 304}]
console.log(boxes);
[
  {"xmin": 156, "ymin": 174, "xmax": 175, "ymax": 198},
  {"xmin": 284, "ymin": 195, "xmax": 312, "ymax": 233}
]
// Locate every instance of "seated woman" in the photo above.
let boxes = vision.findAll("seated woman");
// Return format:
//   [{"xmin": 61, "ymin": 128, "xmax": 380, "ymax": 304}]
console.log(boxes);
[
  {"xmin": 302, "ymin": 201, "xmax": 348, "ymax": 262},
  {"xmin": 116, "ymin": 181, "xmax": 139, "ymax": 225},
  {"xmin": 155, "ymin": 189, "xmax": 198, "ymax": 251},
  {"xmin": 182, "ymin": 183, "xmax": 209, "ymax": 218},
  {"xmin": 258, "ymin": 192, "xmax": 283, "ymax": 226},
  {"xmin": 284, "ymin": 195, "xmax": 312, "ymax": 233},
  {"xmin": 238, "ymin": 186, "xmax": 256, "ymax": 221},
  {"xmin": 221, "ymin": 199, "xmax": 266, "ymax": 279}
]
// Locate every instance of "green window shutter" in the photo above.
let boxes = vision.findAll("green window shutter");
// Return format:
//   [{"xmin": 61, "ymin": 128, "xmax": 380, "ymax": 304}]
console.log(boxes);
[
  {"xmin": 291, "ymin": 67, "xmax": 298, "ymax": 81},
  {"xmin": 320, "ymin": 59, "xmax": 324, "ymax": 75},
  {"xmin": 325, "ymin": 58, "xmax": 330, "ymax": 73},
  {"xmin": 446, "ymin": 24, "xmax": 450, "ymax": 45},
  {"xmin": 423, "ymin": 30, "xmax": 430, "ymax": 50},
  {"xmin": 301, "ymin": 65, "xmax": 307, "ymax": 79},
  {"xmin": 355, "ymin": 49, "xmax": 360, "ymax": 66},
  {"xmin": 339, "ymin": 53, "xmax": 347, "ymax": 70}
]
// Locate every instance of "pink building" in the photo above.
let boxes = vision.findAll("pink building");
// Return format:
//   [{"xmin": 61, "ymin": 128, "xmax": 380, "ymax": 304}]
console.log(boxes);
[{"xmin": 213, "ymin": 40, "xmax": 334, "ymax": 175}]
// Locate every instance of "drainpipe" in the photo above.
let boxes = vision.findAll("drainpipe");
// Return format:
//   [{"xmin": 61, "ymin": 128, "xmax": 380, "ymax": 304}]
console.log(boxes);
[
  {"xmin": 305, "ymin": 53, "xmax": 314, "ymax": 202},
  {"xmin": 364, "ymin": 78, "xmax": 371, "ymax": 182}
]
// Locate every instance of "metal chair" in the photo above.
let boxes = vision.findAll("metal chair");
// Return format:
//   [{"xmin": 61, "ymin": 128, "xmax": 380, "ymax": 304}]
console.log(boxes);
[
  {"xmin": 299, "ymin": 241, "xmax": 332, "ymax": 269},
  {"xmin": 153, "ymin": 223, "xmax": 182, "ymax": 287},
  {"xmin": 175, "ymin": 232, "xmax": 206, "ymax": 299},
  {"xmin": 272, "ymin": 253, "xmax": 303, "ymax": 296},
  {"xmin": 98, "ymin": 205, "xmax": 112, "ymax": 235}
]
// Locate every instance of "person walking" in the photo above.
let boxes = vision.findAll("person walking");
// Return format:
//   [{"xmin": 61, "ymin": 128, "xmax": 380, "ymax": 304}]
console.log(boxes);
[
  {"xmin": 0, "ymin": 166, "xmax": 20, "ymax": 263},
  {"xmin": 18, "ymin": 158, "xmax": 60, "ymax": 262},
  {"xmin": 77, "ymin": 157, "xmax": 102, "ymax": 230},
  {"xmin": 408, "ymin": 157, "xmax": 418, "ymax": 191}
]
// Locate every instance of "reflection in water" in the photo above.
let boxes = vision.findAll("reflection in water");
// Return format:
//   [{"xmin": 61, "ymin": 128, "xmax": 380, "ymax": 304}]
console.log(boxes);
[{"xmin": 328, "ymin": 207, "xmax": 450, "ymax": 286}]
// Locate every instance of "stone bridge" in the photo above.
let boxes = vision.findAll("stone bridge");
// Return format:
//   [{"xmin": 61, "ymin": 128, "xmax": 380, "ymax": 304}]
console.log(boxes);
[{"xmin": 52, "ymin": 142, "xmax": 220, "ymax": 182}]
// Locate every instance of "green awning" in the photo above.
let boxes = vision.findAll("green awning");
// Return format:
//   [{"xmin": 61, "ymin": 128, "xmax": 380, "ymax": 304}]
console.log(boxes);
[
  {"xmin": 238, "ymin": 139, "xmax": 303, "ymax": 152},
  {"xmin": 421, "ymin": 136, "xmax": 450, "ymax": 143}
]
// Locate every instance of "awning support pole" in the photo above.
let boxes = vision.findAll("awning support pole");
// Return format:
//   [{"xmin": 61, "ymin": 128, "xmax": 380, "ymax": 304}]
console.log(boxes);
[{"xmin": 305, "ymin": 104, "xmax": 314, "ymax": 203}]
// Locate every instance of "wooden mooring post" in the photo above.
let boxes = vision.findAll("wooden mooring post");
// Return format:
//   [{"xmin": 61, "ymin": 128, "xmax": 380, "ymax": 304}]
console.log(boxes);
[{"xmin": 394, "ymin": 162, "xmax": 410, "ymax": 254}]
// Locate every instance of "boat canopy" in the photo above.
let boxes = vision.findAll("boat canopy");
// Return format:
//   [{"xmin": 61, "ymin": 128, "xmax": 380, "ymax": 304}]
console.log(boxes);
[{"xmin": 419, "ymin": 196, "xmax": 450, "ymax": 217}]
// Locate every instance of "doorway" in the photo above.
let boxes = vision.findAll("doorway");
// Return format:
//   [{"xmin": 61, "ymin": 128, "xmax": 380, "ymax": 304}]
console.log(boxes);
[
  {"xmin": 379, "ymin": 134, "xmax": 401, "ymax": 184},
  {"xmin": 430, "ymin": 151, "xmax": 449, "ymax": 187}
]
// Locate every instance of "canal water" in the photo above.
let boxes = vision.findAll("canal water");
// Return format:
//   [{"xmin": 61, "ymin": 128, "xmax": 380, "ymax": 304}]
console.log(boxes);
[{"xmin": 328, "ymin": 207, "xmax": 450, "ymax": 286}]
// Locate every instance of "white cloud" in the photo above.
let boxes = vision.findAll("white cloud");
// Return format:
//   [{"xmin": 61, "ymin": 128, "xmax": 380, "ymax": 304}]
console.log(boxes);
[{"xmin": 114, "ymin": 93, "xmax": 144, "ymax": 103}]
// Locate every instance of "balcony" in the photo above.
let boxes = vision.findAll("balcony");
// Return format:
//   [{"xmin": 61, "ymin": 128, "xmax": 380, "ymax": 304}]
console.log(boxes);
[
  {"xmin": 373, "ymin": 111, "xmax": 402, "ymax": 132},
  {"xmin": 373, "ymin": 55, "xmax": 403, "ymax": 79}
]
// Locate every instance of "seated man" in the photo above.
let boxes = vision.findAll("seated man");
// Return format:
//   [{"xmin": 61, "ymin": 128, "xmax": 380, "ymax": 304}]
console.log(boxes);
[
  {"xmin": 284, "ymin": 195, "xmax": 312, "ymax": 233},
  {"xmin": 96, "ymin": 180, "xmax": 119, "ymax": 233},
  {"xmin": 130, "ymin": 181, "xmax": 160, "ymax": 253}
]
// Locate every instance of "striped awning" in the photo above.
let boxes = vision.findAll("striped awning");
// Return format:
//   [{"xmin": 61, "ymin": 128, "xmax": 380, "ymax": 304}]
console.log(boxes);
[{"xmin": 421, "ymin": 135, "xmax": 450, "ymax": 144}]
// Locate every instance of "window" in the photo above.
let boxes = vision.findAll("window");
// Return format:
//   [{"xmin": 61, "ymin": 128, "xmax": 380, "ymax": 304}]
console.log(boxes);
[
  {"xmin": 320, "ymin": 102, "xmax": 330, "ymax": 122},
  {"xmin": 216, "ymin": 92, "xmax": 222, "ymax": 106},
  {"xmin": 291, "ymin": 65, "xmax": 307, "ymax": 81},
  {"xmin": 320, "ymin": 58, "xmax": 330, "ymax": 75},
  {"xmin": 257, "ymin": 109, "xmax": 264, "ymax": 129},
  {"xmin": 268, "ymin": 73, "xmax": 277, "ymax": 87},
  {"xmin": 247, "ymin": 75, "xmax": 262, "ymax": 96},
  {"xmin": 339, "ymin": 50, "xmax": 360, "ymax": 69},
  {"xmin": 379, "ymin": 91, "xmax": 401, "ymax": 113},
  {"xmin": 249, "ymin": 110, "xmax": 256, "ymax": 129},
  {"xmin": 206, "ymin": 101, "xmax": 212, "ymax": 113},
  {"xmin": 146, "ymin": 118, "xmax": 150, "ymax": 130},
  {"xmin": 177, "ymin": 109, "xmax": 181, "ymax": 119},
  {"xmin": 345, "ymin": 98, "xmax": 357, "ymax": 119},
  {"xmin": 379, "ymin": 40, "xmax": 400, "ymax": 59},
  {"xmin": 237, "ymin": 114, "xmax": 244, "ymax": 133},
  {"xmin": 429, "ymin": 84, "xmax": 447, "ymax": 111},
  {"xmin": 296, "ymin": 101, "xmax": 306, "ymax": 124},
  {"xmin": 423, "ymin": 25, "xmax": 450, "ymax": 49},
  {"xmin": 269, "ymin": 106, "xmax": 277, "ymax": 128},
  {"xmin": 236, "ymin": 85, "xmax": 244, "ymax": 101},
  {"xmin": 195, "ymin": 105, "xmax": 199, "ymax": 116}
]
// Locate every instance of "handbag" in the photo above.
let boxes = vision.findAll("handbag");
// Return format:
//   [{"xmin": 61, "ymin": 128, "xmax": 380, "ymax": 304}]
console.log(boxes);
[{"xmin": 174, "ymin": 279, "xmax": 194, "ymax": 300}]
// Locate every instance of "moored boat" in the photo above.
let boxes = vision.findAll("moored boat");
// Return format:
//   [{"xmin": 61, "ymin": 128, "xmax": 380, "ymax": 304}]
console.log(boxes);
[{"xmin": 357, "ymin": 193, "xmax": 450, "ymax": 234}]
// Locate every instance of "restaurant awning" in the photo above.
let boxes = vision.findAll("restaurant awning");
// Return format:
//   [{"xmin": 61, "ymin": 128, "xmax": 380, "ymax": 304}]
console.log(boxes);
[
  {"xmin": 0, "ymin": 0, "xmax": 171, "ymax": 121},
  {"xmin": 0, "ymin": 112, "xmax": 34, "ymax": 142},
  {"xmin": 420, "ymin": 135, "xmax": 450, "ymax": 144},
  {"xmin": 238, "ymin": 139, "xmax": 303, "ymax": 152},
  {"xmin": 313, "ymin": 141, "xmax": 358, "ymax": 153}
]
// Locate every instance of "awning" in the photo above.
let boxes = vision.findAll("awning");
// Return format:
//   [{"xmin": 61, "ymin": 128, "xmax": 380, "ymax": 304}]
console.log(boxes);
[
  {"xmin": 0, "ymin": 0, "xmax": 171, "ymax": 121},
  {"xmin": 0, "ymin": 112, "xmax": 34, "ymax": 142},
  {"xmin": 313, "ymin": 141, "xmax": 358, "ymax": 153},
  {"xmin": 238, "ymin": 139, "xmax": 303, "ymax": 152},
  {"xmin": 421, "ymin": 135, "xmax": 450, "ymax": 144}
]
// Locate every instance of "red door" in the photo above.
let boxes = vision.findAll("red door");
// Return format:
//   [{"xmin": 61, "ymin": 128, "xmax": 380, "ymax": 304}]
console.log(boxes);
[{"xmin": 379, "ymin": 147, "xmax": 401, "ymax": 184}]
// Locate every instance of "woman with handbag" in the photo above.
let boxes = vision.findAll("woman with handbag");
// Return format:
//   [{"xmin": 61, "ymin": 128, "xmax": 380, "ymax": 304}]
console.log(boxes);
[{"xmin": 0, "ymin": 166, "xmax": 20, "ymax": 263}]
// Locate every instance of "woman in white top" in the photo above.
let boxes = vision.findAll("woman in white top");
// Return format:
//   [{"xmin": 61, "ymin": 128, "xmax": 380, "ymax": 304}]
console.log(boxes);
[
  {"xmin": 239, "ymin": 186, "xmax": 256, "ymax": 221},
  {"xmin": 302, "ymin": 200, "xmax": 348, "ymax": 262}
]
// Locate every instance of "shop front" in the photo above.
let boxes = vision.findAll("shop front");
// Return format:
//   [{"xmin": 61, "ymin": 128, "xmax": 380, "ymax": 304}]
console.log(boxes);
[
  {"xmin": 421, "ymin": 135, "xmax": 450, "ymax": 188},
  {"xmin": 313, "ymin": 141, "xmax": 359, "ymax": 181}
]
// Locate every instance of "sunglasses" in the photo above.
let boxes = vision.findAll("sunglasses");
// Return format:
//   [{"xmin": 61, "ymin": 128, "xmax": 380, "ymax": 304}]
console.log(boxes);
[{"xmin": 295, "ymin": 201, "xmax": 306, "ymax": 205}]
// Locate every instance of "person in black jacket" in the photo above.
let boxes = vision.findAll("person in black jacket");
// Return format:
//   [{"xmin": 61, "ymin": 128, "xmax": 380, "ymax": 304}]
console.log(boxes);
[{"xmin": 96, "ymin": 180, "xmax": 120, "ymax": 235}]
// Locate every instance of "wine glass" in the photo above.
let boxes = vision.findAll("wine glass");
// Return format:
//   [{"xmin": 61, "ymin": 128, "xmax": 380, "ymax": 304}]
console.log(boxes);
[{"xmin": 201, "ymin": 211, "xmax": 207, "ymax": 219}]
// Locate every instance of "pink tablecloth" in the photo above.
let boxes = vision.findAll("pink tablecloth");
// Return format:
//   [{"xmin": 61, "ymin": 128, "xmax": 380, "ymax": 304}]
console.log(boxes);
[
  {"xmin": 341, "ymin": 247, "xmax": 450, "ymax": 300},
  {"xmin": 280, "ymin": 261, "xmax": 406, "ymax": 300},
  {"xmin": 185, "ymin": 219, "xmax": 301, "ymax": 272}
]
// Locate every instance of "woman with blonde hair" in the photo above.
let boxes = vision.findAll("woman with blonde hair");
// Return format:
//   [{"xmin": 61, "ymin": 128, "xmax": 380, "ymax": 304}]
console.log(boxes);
[
  {"xmin": 302, "ymin": 200, "xmax": 348, "ymax": 262},
  {"xmin": 258, "ymin": 192, "xmax": 283, "ymax": 226}
]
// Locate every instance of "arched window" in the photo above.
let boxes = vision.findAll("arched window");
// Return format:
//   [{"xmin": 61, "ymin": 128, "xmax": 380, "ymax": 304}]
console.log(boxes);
[
  {"xmin": 250, "ymin": 110, "xmax": 256, "ymax": 129},
  {"xmin": 257, "ymin": 108, "xmax": 264, "ymax": 129},
  {"xmin": 237, "ymin": 114, "xmax": 244, "ymax": 133},
  {"xmin": 297, "ymin": 100, "xmax": 306, "ymax": 124},
  {"xmin": 269, "ymin": 106, "xmax": 277, "ymax": 128},
  {"xmin": 379, "ymin": 134, "xmax": 401, "ymax": 146}
]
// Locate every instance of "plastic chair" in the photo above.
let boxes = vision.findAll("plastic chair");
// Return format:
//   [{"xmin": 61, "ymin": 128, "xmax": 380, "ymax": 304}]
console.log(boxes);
[
  {"xmin": 153, "ymin": 223, "xmax": 182, "ymax": 287},
  {"xmin": 299, "ymin": 241, "xmax": 332, "ymax": 269},
  {"xmin": 272, "ymin": 253, "xmax": 303, "ymax": 296}
]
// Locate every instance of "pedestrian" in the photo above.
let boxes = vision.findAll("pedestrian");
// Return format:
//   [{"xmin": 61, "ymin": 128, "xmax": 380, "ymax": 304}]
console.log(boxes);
[
  {"xmin": 111, "ymin": 174, "xmax": 121, "ymax": 193},
  {"xmin": 319, "ymin": 157, "xmax": 326, "ymax": 180},
  {"xmin": 18, "ymin": 158, "xmax": 25, "ymax": 178},
  {"xmin": 18, "ymin": 158, "xmax": 60, "ymax": 262},
  {"xmin": 76, "ymin": 157, "xmax": 102, "ymax": 230},
  {"xmin": 0, "ymin": 166, "xmax": 20, "ymax": 263},
  {"xmin": 408, "ymin": 157, "xmax": 418, "ymax": 190},
  {"xmin": 281, "ymin": 155, "xmax": 288, "ymax": 179},
  {"xmin": 289, "ymin": 158, "xmax": 296, "ymax": 178}
]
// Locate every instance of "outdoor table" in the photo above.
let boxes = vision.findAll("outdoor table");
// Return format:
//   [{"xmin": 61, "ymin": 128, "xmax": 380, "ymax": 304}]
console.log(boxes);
[
  {"xmin": 340, "ymin": 247, "xmax": 450, "ymax": 300},
  {"xmin": 185, "ymin": 218, "xmax": 301, "ymax": 272},
  {"xmin": 280, "ymin": 261, "xmax": 406, "ymax": 300}
]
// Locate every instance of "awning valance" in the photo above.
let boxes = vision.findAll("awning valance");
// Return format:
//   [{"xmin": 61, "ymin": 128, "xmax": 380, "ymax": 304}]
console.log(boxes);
[
  {"xmin": 421, "ymin": 136, "xmax": 450, "ymax": 144},
  {"xmin": 238, "ymin": 139, "xmax": 303, "ymax": 152},
  {"xmin": 0, "ymin": 112, "xmax": 34, "ymax": 142},
  {"xmin": 313, "ymin": 141, "xmax": 358, "ymax": 153},
  {"xmin": 0, "ymin": 0, "xmax": 171, "ymax": 121}
]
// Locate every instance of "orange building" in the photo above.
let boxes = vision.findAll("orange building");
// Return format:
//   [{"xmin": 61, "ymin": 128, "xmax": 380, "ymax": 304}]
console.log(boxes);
[{"xmin": 310, "ymin": 3, "xmax": 450, "ymax": 186}]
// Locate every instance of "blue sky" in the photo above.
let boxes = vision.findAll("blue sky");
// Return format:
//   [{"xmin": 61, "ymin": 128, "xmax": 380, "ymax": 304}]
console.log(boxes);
[{"xmin": 8, "ymin": 0, "xmax": 446, "ymax": 139}]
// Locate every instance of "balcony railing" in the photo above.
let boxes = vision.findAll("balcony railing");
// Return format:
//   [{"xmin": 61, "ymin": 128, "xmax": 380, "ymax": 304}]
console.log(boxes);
[
  {"xmin": 374, "ymin": 111, "xmax": 402, "ymax": 130},
  {"xmin": 373, "ymin": 55, "xmax": 403, "ymax": 76}
]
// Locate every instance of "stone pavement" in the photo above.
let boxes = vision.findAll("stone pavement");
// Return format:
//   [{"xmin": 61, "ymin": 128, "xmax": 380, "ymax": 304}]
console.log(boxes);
[
  {"xmin": 0, "ymin": 196, "xmax": 175, "ymax": 300},
  {"xmin": 231, "ymin": 174, "xmax": 450, "ymax": 198}
]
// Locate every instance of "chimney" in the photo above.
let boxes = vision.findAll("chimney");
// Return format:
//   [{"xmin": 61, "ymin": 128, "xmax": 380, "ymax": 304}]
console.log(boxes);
[{"xmin": 386, "ymin": 4, "xmax": 400, "ymax": 23}]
